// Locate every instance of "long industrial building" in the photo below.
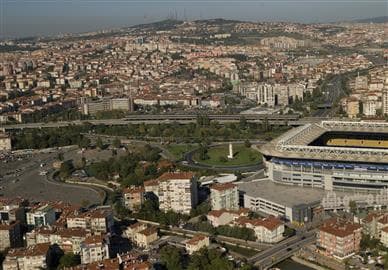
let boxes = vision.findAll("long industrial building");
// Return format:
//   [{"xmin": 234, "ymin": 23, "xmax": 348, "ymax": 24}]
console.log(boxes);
[{"xmin": 260, "ymin": 121, "xmax": 388, "ymax": 192}]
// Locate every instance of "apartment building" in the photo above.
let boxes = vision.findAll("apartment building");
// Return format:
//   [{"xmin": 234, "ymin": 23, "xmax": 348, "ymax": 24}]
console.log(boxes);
[
  {"xmin": 362, "ymin": 212, "xmax": 388, "ymax": 239},
  {"xmin": 0, "ymin": 198, "xmax": 26, "ymax": 224},
  {"xmin": 66, "ymin": 207, "xmax": 114, "ymax": 233},
  {"xmin": 134, "ymin": 227, "xmax": 159, "ymax": 248},
  {"xmin": 234, "ymin": 216, "xmax": 284, "ymax": 243},
  {"xmin": 80, "ymin": 235, "xmax": 110, "ymax": 264},
  {"xmin": 26, "ymin": 226, "xmax": 87, "ymax": 254},
  {"xmin": 157, "ymin": 172, "xmax": 198, "ymax": 214},
  {"xmin": 207, "ymin": 208, "xmax": 249, "ymax": 227},
  {"xmin": 143, "ymin": 179, "xmax": 160, "ymax": 198},
  {"xmin": 26, "ymin": 204, "xmax": 56, "ymax": 228},
  {"xmin": 3, "ymin": 243, "xmax": 54, "ymax": 270},
  {"xmin": 123, "ymin": 186, "xmax": 145, "ymax": 212},
  {"xmin": 0, "ymin": 221, "xmax": 23, "ymax": 251},
  {"xmin": 237, "ymin": 82, "xmax": 304, "ymax": 107},
  {"xmin": 317, "ymin": 218, "xmax": 362, "ymax": 260},
  {"xmin": 66, "ymin": 252, "xmax": 152, "ymax": 270},
  {"xmin": 185, "ymin": 234, "xmax": 210, "ymax": 254},
  {"xmin": 0, "ymin": 133, "xmax": 11, "ymax": 151},
  {"xmin": 81, "ymin": 97, "xmax": 133, "ymax": 115},
  {"xmin": 210, "ymin": 183, "xmax": 239, "ymax": 210},
  {"xmin": 124, "ymin": 222, "xmax": 147, "ymax": 240},
  {"xmin": 381, "ymin": 227, "xmax": 388, "ymax": 247}
]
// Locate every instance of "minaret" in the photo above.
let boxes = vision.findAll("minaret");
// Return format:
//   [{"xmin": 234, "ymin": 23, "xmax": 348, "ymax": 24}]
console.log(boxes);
[{"xmin": 227, "ymin": 143, "xmax": 234, "ymax": 159}]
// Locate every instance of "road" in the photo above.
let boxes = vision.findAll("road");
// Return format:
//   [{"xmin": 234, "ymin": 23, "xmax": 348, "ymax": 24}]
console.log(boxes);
[
  {"xmin": 248, "ymin": 230, "xmax": 317, "ymax": 270},
  {"xmin": 313, "ymin": 75, "xmax": 343, "ymax": 117},
  {"xmin": 0, "ymin": 114, "xmax": 300, "ymax": 131}
]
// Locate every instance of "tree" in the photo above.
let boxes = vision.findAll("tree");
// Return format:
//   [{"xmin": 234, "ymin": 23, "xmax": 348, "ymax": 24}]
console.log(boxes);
[
  {"xmin": 59, "ymin": 160, "xmax": 74, "ymax": 179},
  {"xmin": 57, "ymin": 152, "xmax": 64, "ymax": 161},
  {"xmin": 244, "ymin": 139, "xmax": 251, "ymax": 148},
  {"xmin": 239, "ymin": 116, "xmax": 247, "ymax": 129},
  {"xmin": 349, "ymin": 200, "xmax": 357, "ymax": 215},
  {"xmin": 160, "ymin": 246, "xmax": 183, "ymax": 270},
  {"xmin": 58, "ymin": 253, "xmax": 81, "ymax": 268},
  {"xmin": 96, "ymin": 137, "xmax": 104, "ymax": 150},
  {"xmin": 112, "ymin": 137, "xmax": 121, "ymax": 148},
  {"xmin": 384, "ymin": 253, "xmax": 388, "ymax": 269}
]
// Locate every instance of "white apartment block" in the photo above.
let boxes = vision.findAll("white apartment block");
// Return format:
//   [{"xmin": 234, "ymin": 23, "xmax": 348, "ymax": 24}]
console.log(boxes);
[
  {"xmin": 0, "ymin": 133, "xmax": 11, "ymax": 151},
  {"xmin": 157, "ymin": 172, "xmax": 198, "ymax": 214},
  {"xmin": 26, "ymin": 226, "xmax": 87, "ymax": 254},
  {"xmin": 3, "ymin": 243, "xmax": 51, "ymax": 270},
  {"xmin": 26, "ymin": 204, "xmax": 56, "ymax": 228},
  {"xmin": 66, "ymin": 207, "xmax": 114, "ymax": 233},
  {"xmin": 80, "ymin": 235, "xmax": 110, "ymax": 264},
  {"xmin": 210, "ymin": 183, "xmax": 239, "ymax": 210}
]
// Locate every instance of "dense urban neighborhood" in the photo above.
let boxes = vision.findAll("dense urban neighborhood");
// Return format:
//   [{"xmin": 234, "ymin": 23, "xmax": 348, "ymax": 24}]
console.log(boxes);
[{"xmin": 0, "ymin": 14, "xmax": 387, "ymax": 270}]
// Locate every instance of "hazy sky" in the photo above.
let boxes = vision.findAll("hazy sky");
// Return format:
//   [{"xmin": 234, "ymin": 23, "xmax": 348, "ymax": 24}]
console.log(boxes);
[{"xmin": 1, "ymin": 0, "xmax": 387, "ymax": 38}]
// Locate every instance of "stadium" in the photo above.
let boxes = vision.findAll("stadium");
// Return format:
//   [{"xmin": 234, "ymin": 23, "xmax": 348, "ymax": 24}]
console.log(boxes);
[{"xmin": 260, "ymin": 121, "xmax": 388, "ymax": 192}]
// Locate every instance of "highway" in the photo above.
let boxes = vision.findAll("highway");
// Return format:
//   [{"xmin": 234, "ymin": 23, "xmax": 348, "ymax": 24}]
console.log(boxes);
[{"xmin": 0, "ymin": 114, "xmax": 303, "ymax": 130}]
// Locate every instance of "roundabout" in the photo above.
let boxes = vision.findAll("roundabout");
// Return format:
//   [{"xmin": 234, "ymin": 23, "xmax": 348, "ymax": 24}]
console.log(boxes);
[{"xmin": 183, "ymin": 143, "xmax": 263, "ymax": 172}]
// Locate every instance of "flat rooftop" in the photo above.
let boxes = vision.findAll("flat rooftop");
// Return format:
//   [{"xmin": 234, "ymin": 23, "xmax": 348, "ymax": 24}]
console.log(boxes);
[{"xmin": 238, "ymin": 180, "xmax": 339, "ymax": 207}]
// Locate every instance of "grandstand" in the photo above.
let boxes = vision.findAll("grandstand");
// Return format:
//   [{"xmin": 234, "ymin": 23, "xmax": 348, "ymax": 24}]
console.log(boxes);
[{"xmin": 260, "ymin": 121, "xmax": 388, "ymax": 192}]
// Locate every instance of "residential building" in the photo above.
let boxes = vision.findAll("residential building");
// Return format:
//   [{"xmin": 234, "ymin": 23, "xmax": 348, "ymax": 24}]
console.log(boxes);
[
  {"xmin": 134, "ymin": 227, "xmax": 158, "ymax": 248},
  {"xmin": 381, "ymin": 227, "xmax": 388, "ymax": 247},
  {"xmin": 66, "ymin": 207, "xmax": 114, "ymax": 233},
  {"xmin": 80, "ymin": 235, "xmax": 110, "ymax": 264},
  {"xmin": 185, "ymin": 234, "xmax": 210, "ymax": 254},
  {"xmin": 65, "ymin": 252, "xmax": 152, "ymax": 270},
  {"xmin": 143, "ymin": 179, "xmax": 160, "ymax": 198},
  {"xmin": 26, "ymin": 204, "xmax": 56, "ymax": 228},
  {"xmin": 123, "ymin": 186, "xmax": 145, "ymax": 212},
  {"xmin": 0, "ymin": 221, "xmax": 23, "ymax": 251},
  {"xmin": 382, "ymin": 78, "xmax": 388, "ymax": 115},
  {"xmin": 3, "ymin": 243, "xmax": 54, "ymax": 270},
  {"xmin": 207, "ymin": 208, "xmax": 249, "ymax": 227},
  {"xmin": 317, "ymin": 218, "xmax": 362, "ymax": 260},
  {"xmin": 234, "ymin": 216, "xmax": 284, "ymax": 243},
  {"xmin": 0, "ymin": 133, "xmax": 11, "ymax": 151},
  {"xmin": 26, "ymin": 226, "xmax": 87, "ymax": 254},
  {"xmin": 124, "ymin": 222, "xmax": 147, "ymax": 240},
  {"xmin": 362, "ymin": 212, "xmax": 388, "ymax": 239},
  {"xmin": 0, "ymin": 198, "xmax": 26, "ymax": 224},
  {"xmin": 210, "ymin": 183, "xmax": 239, "ymax": 210},
  {"xmin": 157, "ymin": 172, "xmax": 198, "ymax": 214},
  {"xmin": 345, "ymin": 97, "xmax": 360, "ymax": 118}
]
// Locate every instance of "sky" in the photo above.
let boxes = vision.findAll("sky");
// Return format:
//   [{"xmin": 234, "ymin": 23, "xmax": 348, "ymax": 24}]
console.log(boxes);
[{"xmin": 1, "ymin": 0, "xmax": 387, "ymax": 39}]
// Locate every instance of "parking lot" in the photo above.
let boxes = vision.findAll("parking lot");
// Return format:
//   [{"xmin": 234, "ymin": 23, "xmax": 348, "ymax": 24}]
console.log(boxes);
[{"xmin": 0, "ymin": 150, "xmax": 102, "ymax": 205}]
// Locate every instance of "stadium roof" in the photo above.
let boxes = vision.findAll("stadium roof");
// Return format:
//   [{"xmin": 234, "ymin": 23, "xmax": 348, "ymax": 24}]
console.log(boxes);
[{"xmin": 260, "ymin": 121, "xmax": 388, "ymax": 163}]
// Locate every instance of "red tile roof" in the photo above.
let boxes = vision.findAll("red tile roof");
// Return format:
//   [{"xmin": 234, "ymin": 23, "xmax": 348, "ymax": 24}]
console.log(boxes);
[
  {"xmin": 7, "ymin": 243, "xmax": 50, "ymax": 257},
  {"xmin": 186, "ymin": 234, "xmax": 208, "ymax": 246},
  {"xmin": 157, "ymin": 172, "xmax": 195, "ymax": 181},
  {"xmin": 210, "ymin": 182, "xmax": 236, "ymax": 192},
  {"xmin": 319, "ymin": 218, "xmax": 362, "ymax": 238}
]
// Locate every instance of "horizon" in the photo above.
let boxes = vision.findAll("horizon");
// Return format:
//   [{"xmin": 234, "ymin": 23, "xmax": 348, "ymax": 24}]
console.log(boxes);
[{"xmin": 1, "ymin": 0, "xmax": 387, "ymax": 39}]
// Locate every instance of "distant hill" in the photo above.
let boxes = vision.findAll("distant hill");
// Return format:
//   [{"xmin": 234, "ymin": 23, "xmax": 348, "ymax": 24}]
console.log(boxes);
[{"xmin": 352, "ymin": 16, "xmax": 388, "ymax": 23}]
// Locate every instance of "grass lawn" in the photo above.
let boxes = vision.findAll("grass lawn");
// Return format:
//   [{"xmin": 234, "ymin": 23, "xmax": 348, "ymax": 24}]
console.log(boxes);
[
  {"xmin": 166, "ymin": 144, "xmax": 198, "ymax": 159},
  {"xmin": 194, "ymin": 144, "xmax": 262, "ymax": 166}
]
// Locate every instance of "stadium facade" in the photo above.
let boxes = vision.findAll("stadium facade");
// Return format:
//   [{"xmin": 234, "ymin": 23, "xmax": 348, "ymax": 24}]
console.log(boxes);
[{"xmin": 260, "ymin": 121, "xmax": 388, "ymax": 192}]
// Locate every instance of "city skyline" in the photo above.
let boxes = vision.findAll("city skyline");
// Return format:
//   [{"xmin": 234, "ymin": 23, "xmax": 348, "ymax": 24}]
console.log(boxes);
[{"xmin": 1, "ymin": 0, "xmax": 387, "ymax": 38}]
